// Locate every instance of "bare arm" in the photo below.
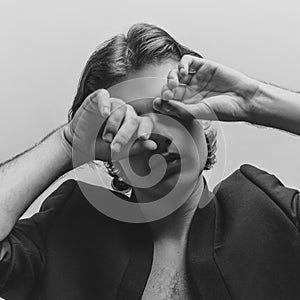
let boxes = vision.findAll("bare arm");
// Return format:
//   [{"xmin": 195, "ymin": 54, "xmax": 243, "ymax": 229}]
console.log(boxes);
[
  {"xmin": 0, "ymin": 89, "xmax": 159, "ymax": 242},
  {"xmin": 251, "ymin": 83, "xmax": 300, "ymax": 135},
  {"xmin": 0, "ymin": 125, "xmax": 72, "ymax": 241}
]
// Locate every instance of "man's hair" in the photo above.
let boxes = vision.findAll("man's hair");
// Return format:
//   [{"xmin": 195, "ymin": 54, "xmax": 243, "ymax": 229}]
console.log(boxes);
[{"xmin": 69, "ymin": 23, "xmax": 217, "ymax": 174}]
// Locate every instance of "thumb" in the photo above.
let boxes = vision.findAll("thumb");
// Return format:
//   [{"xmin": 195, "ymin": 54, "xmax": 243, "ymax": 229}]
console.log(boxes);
[
  {"xmin": 130, "ymin": 139, "xmax": 157, "ymax": 156},
  {"xmin": 160, "ymin": 99, "xmax": 217, "ymax": 120},
  {"xmin": 112, "ymin": 139, "xmax": 157, "ymax": 161}
]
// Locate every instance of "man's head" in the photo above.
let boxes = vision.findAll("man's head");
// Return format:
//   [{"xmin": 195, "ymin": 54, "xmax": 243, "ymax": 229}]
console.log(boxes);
[{"xmin": 69, "ymin": 23, "xmax": 217, "ymax": 193}]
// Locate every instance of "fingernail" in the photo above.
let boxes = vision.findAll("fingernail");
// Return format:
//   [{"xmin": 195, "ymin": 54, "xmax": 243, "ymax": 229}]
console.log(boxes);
[
  {"xmin": 102, "ymin": 107, "xmax": 110, "ymax": 117},
  {"xmin": 180, "ymin": 69, "xmax": 187, "ymax": 76},
  {"xmin": 150, "ymin": 143, "xmax": 157, "ymax": 150},
  {"xmin": 140, "ymin": 133, "xmax": 150, "ymax": 140},
  {"xmin": 111, "ymin": 142, "xmax": 121, "ymax": 153},
  {"xmin": 163, "ymin": 103, "xmax": 173, "ymax": 111},
  {"xmin": 153, "ymin": 102, "xmax": 160, "ymax": 111},
  {"xmin": 103, "ymin": 133, "xmax": 113, "ymax": 142}
]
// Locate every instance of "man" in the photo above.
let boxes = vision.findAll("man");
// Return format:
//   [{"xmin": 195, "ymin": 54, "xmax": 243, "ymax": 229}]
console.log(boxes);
[{"xmin": 0, "ymin": 24, "xmax": 299, "ymax": 300}]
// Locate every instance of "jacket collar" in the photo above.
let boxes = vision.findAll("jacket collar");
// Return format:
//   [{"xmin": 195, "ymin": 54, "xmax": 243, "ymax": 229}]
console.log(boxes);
[{"xmin": 114, "ymin": 179, "xmax": 231, "ymax": 299}]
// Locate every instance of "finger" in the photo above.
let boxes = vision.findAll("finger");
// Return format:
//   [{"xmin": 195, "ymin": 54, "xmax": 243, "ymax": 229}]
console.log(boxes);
[
  {"xmin": 153, "ymin": 99, "xmax": 177, "ymax": 116},
  {"xmin": 153, "ymin": 97, "xmax": 163, "ymax": 111},
  {"xmin": 110, "ymin": 111, "xmax": 140, "ymax": 153},
  {"xmin": 102, "ymin": 99, "xmax": 127, "ymax": 142},
  {"xmin": 161, "ymin": 84, "xmax": 197, "ymax": 103},
  {"xmin": 172, "ymin": 84, "xmax": 196, "ymax": 101},
  {"xmin": 130, "ymin": 139, "xmax": 158, "ymax": 155},
  {"xmin": 98, "ymin": 89, "xmax": 111, "ymax": 117},
  {"xmin": 142, "ymin": 139, "xmax": 158, "ymax": 151},
  {"xmin": 178, "ymin": 55, "xmax": 204, "ymax": 78},
  {"xmin": 159, "ymin": 99, "xmax": 215, "ymax": 120},
  {"xmin": 70, "ymin": 90, "xmax": 111, "ymax": 145},
  {"xmin": 112, "ymin": 138, "xmax": 157, "ymax": 160},
  {"xmin": 153, "ymin": 97, "xmax": 178, "ymax": 116},
  {"xmin": 137, "ymin": 116, "xmax": 154, "ymax": 140},
  {"xmin": 178, "ymin": 55, "xmax": 206, "ymax": 85},
  {"xmin": 167, "ymin": 69, "xmax": 179, "ymax": 90},
  {"xmin": 90, "ymin": 89, "xmax": 111, "ymax": 118},
  {"xmin": 161, "ymin": 84, "xmax": 174, "ymax": 101},
  {"xmin": 72, "ymin": 89, "xmax": 106, "ymax": 122}
]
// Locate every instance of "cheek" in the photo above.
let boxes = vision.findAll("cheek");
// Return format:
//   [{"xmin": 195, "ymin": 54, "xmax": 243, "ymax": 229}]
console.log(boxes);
[
  {"xmin": 118, "ymin": 152, "xmax": 152, "ymax": 180},
  {"xmin": 196, "ymin": 132, "xmax": 208, "ymax": 172},
  {"xmin": 116, "ymin": 120, "xmax": 208, "ymax": 180},
  {"xmin": 178, "ymin": 120, "xmax": 208, "ymax": 171}
]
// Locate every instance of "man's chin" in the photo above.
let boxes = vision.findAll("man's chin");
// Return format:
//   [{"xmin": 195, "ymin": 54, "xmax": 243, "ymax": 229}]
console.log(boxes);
[
  {"xmin": 133, "ymin": 167, "xmax": 199, "ymax": 202},
  {"xmin": 121, "ymin": 160, "xmax": 200, "ymax": 201}
]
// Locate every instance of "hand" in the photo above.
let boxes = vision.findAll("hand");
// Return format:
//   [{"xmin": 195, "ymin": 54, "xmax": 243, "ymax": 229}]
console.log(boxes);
[
  {"xmin": 63, "ymin": 89, "xmax": 158, "ymax": 162},
  {"xmin": 153, "ymin": 55, "xmax": 261, "ymax": 122}
]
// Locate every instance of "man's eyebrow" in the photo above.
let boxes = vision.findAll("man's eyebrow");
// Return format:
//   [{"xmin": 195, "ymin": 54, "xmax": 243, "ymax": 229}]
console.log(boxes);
[{"xmin": 107, "ymin": 77, "xmax": 167, "ymax": 103}]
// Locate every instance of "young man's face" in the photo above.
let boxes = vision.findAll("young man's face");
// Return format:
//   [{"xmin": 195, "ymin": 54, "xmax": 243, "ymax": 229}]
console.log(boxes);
[{"xmin": 113, "ymin": 59, "xmax": 208, "ymax": 200}]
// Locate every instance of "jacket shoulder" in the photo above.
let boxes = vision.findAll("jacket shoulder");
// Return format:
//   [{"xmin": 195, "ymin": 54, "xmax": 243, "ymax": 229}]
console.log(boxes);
[
  {"xmin": 213, "ymin": 164, "xmax": 300, "ymax": 230},
  {"xmin": 40, "ymin": 179, "xmax": 77, "ymax": 209},
  {"xmin": 240, "ymin": 164, "xmax": 299, "ymax": 229}
]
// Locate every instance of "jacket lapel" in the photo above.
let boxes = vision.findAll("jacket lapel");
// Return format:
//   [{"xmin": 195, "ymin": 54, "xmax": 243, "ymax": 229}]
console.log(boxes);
[
  {"xmin": 187, "ymin": 184, "xmax": 232, "ymax": 300},
  {"xmin": 115, "ymin": 191, "xmax": 153, "ymax": 300}
]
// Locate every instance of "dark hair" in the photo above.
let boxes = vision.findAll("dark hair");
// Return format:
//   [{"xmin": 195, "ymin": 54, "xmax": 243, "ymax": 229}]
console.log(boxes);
[{"xmin": 69, "ymin": 23, "xmax": 216, "ymax": 184}]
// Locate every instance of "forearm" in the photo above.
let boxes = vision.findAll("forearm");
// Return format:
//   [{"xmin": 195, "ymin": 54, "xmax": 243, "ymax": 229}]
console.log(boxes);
[
  {"xmin": 0, "ymin": 125, "xmax": 72, "ymax": 241},
  {"xmin": 250, "ymin": 82, "xmax": 300, "ymax": 135}
]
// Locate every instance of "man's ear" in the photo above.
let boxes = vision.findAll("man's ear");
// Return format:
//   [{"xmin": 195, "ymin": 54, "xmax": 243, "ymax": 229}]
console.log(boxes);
[
  {"xmin": 199, "ymin": 119, "xmax": 212, "ymax": 130},
  {"xmin": 203, "ymin": 125, "xmax": 217, "ymax": 170},
  {"xmin": 113, "ymin": 161, "xmax": 130, "ymax": 184}
]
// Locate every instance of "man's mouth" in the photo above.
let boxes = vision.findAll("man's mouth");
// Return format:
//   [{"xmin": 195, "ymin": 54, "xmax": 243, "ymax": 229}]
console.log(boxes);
[
  {"xmin": 148, "ymin": 152, "xmax": 181, "ymax": 171},
  {"xmin": 161, "ymin": 152, "xmax": 181, "ymax": 164}
]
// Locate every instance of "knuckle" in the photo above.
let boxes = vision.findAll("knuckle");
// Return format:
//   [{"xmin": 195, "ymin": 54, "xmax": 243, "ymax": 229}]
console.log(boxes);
[
  {"xmin": 112, "ymin": 97, "xmax": 125, "ymax": 106},
  {"xmin": 162, "ymin": 84, "xmax": 169, "ymax": 91},
  {"xmin": 139, "ymin": 116, "xmax": 148, "ymax": 126},
  {"xmin": 116, "ymin": 131, "xmax": 130, "ymax": 143},
  {"xmin": 79, "ymin": 95, "xmax": 95, "ymax": 112},
  {"xmin": 93, "ymin": 89, "xmax": 104, "ymax": 99},
  {"xmin": 182, "ymin": 54, "xmax": 192, "ymax": 61},
  {"xmin": 111, "ymin": 106, "xmax": 125, "ymax": 119},
  {"xmin": 81, "ymin": 96, "xmax": 92, "ymax": 108},
  {"xmin": 126, "ymin": 104, "xmax": 137, "ymax": 116},
  {"xmin": 106, "ymin": 118, "xmax": 120, "ymax": 133},
  {"xmin": 128, "ymin": 116, "xmax": 139, "ymax": 127},
  {"xmin": 101, "ymin": 89, "xmax": 110, "ymax": 98},
  {"xmin": 91, "ymin": 89, "xmax": 109, "ymax": 105},
  {"xmin": 109, "ymin": 98, "xmax": 125, "ymax": 112},
  {"xmin": 146, "ymin": 112, "xmax": 157, "ymax": 123},
  {"xmin": 167, "ymin": 70, "xmax": 175, "ymax": 79}
]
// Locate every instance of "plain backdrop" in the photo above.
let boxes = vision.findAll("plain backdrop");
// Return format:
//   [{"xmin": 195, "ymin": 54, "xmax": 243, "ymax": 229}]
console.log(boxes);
[{"xmin": 0, "ymin": 0, "xmax": 299, "ymax": 219}]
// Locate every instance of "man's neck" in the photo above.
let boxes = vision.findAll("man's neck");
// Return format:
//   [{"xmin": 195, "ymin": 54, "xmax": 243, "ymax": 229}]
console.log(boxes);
[{"xmin": 133, "ymin": 176, "xmax": 204, "ymax": 244}]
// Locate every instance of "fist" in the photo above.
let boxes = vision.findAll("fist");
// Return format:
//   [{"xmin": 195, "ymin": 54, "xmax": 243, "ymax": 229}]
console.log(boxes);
[{"xmin": 63, "ymin": 89, "xmax": 158, "ymax": 164}]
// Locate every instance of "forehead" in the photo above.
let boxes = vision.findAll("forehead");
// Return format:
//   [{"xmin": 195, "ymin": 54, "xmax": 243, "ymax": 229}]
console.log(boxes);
[
  {"xmin": 107, "ymin": 60, "xmax": 179, "ymax": 112},
  {"xmin": 108, "ymin": 77, "xmax": 166, "ymax": 115},
  {"xmin": 108, "ymin": 76, "xmax": 165, "ymax": 100}
]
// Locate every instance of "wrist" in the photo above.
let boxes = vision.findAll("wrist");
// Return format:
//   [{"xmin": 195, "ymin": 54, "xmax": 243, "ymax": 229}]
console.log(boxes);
[
  {"xmin": 57, "ymin": 125, "xmax": 73, "ymax": 166},
  {"xmin": 243, "ymin": 80, "xmax": 272, "ymax": 125},
  {"xmin": 247, "ymin": 82, "xmax": 300, "ymax": 134}
]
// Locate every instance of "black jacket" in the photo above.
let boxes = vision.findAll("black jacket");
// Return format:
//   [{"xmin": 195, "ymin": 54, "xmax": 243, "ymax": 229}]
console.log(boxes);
[{"xmin": 0, "ymin": 164, "xmax": 300, "ymax": 300}]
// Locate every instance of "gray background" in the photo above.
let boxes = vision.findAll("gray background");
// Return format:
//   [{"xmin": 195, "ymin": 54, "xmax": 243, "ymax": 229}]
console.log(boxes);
[{"xmin": 0, "ymin": 0, "xmax": 299, "ymax": 220}]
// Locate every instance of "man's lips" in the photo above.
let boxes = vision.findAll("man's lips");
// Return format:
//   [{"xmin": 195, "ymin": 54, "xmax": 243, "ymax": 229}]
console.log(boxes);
[
  {"xmin": 148, "ymin": 152, "xmax": 181, "ymax": 169},
  {"xmin": 161, "ymin": 152, "xmax": 181, "ymax": 163}
]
